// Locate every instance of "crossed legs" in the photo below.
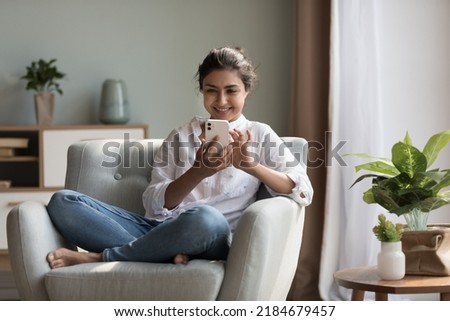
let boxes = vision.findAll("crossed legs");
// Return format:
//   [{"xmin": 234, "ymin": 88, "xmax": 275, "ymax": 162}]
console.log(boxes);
[{"xmin": 46, "ymin": 190, "xmax": 231, "ymax": 268}]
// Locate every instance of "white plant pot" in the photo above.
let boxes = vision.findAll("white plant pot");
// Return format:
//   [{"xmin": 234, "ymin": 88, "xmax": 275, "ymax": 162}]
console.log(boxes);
[{"xmin": 377, "ymin": 241, "xmax": 405, "ymax": 280}]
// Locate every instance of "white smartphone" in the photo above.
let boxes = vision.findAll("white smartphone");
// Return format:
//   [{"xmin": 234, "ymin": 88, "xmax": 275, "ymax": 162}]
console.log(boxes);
[{"xmin": 205, "ymin": 119, "xmax": 230, "ymax": 148}]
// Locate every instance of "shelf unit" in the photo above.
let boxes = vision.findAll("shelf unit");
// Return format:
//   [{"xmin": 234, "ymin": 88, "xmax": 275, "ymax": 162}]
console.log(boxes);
[{"xmin": 0, "ymin": 127, "xmax": 40, "ymax": 189}]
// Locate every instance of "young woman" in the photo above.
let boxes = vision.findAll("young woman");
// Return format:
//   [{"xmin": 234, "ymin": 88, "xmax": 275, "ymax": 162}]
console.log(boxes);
[{"xmin": 46, "ymin": 47, "xmax": 313, "ymax": 268}]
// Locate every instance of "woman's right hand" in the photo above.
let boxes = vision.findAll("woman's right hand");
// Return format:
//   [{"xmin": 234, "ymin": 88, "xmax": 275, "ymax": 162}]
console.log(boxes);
[
  {"xmin": 164, "ymin": 138, "xmax": 232, "ymax": 210},
  {"xmin": 193, "ymin": 138, "xmax": 232, "ymax": 177}
]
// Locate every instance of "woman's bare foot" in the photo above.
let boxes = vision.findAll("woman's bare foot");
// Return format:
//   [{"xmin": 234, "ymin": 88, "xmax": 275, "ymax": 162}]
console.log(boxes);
[
  {"xmin": 47, "ymin": 248, "xmax": 102, "ymax": 269},
  {"xmin": 173, "ymin": 254, "xmax": 189, "ymax": 264}
]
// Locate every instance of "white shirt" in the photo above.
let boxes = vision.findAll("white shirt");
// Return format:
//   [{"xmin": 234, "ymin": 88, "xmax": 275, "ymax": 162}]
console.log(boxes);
[{"xmin": 143, "ymin": 115, "xmax": 313, "ymax": 231}]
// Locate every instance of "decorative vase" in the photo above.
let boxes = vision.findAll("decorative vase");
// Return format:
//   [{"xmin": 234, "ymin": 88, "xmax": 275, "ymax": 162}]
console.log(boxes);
[
  {"xmin": 99, "ymin": 79, "xmax": 130, "ymax": 124},
  {"xmin": 377, "ymin": 241, "xmax": 405, "ymax": 280},
  {"xmin": 34, "ymin": 93, "xmax": 55, "ymax": 125},
  {"xmin": 403, "ymin": 208, "xmax": 429, "ymax": 231}
]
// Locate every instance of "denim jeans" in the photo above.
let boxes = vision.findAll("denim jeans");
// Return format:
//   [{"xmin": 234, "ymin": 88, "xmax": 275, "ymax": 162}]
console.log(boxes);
[{"xmin": 47, "ymin": 190, "xmax": 231, "ymax": 263}]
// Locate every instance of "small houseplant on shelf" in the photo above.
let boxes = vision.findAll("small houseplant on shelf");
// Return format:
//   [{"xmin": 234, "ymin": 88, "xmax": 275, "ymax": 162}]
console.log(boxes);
[
  {"xmin": 373, "ymin": 214, "xmax": 405, "ymax": 280},
  {"xmin": 350, "ymin": 129, "xmax": 450, "ymax": 275},
  {"xmin": 21, "ymin": 58, "xmax": 66, "ymax": 125}
]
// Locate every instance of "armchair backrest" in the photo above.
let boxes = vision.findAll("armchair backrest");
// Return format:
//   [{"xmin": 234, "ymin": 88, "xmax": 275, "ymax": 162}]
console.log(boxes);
[
  {"xmin": 65, "ymin": 137, "xmax": 308, "ymax": 214},
  {"xmin": 65, "ymin": 139, "xmax": 163, "ymax": 215}
]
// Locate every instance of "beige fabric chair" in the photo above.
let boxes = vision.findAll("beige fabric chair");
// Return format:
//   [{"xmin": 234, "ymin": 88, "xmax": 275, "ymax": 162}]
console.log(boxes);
[{"xmin": 7, "ymin": 137, "xmax": 307, "ymax": 300}]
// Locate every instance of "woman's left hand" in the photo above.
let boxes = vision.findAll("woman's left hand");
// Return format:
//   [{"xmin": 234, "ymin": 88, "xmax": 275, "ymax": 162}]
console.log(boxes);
[
  {"xmin": 230, "ymin": 129, "xmax": 257, "ymax": 171},
  {"xmin": 230, "ymin": 128, "xmax": 297, "ymax": 195}
]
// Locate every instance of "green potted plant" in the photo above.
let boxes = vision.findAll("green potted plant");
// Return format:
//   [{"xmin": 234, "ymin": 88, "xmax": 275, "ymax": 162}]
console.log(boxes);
[
  {"xmin": 350, "ymin": 129, "xmax": 450, "ymax": 276},
  {"xmin": 373, "ymin": 214, "xmax": 405, "ymax": 280},
  {"xmin": 21, "ymin": 58, "xmax": 66, "ymax": 125},
  {"xmin": 350, "ymin": 129, "xmax": 450, "ymax": 231}
]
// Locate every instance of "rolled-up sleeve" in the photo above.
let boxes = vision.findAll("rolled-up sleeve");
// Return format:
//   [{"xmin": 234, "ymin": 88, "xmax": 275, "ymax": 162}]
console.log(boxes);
[
  {"xmin": 285, "ymin": 170, "xmax": 313, "ymax": 206},
  {"xmin": 259, "ymin": 127, "xmax": 313, "ymax": 206}
]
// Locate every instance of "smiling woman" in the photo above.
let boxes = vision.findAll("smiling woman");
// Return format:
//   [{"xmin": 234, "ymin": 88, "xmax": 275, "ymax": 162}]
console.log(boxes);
[
  {"xmin": 201, "ymin": 70, "xmax": 248, "ymax": 121},
  {"xmin": 196, "ymin": 47, "xmax": 256, "ymax": 122},
  {"xmin": 43, "ymin": 46, "xmax": 313, "ymax": 271}
]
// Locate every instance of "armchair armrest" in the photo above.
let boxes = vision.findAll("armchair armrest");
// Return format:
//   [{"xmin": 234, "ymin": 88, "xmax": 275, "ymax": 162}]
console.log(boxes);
[
  {"xmin": 217, "ymin": 196, "xmax": 305, "ymax": 300},
  {"xmin": 7, "ymin": 201, "xmax": 75, "ymax": 300}
]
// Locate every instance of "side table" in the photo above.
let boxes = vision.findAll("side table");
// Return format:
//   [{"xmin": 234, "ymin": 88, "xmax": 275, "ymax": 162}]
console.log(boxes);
[{"xmin": 334, "ymin": 266, "xmax": 450, "ymax": 301}]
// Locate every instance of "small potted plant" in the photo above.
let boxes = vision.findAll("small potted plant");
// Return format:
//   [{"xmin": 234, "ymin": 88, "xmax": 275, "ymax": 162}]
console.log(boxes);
[
  {"xmin": 21, "ymin": 58, "xmax": 66, "ymax": 125},
  {"xmin": 373, "ymin": 214, "xmax": 405, "ymax": 280},
  {"xmin": 373, "ymin": 213, "xmax": 403, "ymax": 243}
]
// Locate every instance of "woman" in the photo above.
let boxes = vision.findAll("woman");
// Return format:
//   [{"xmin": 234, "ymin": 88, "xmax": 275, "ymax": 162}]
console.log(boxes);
[{"xmin": 46, "ymin": 46, "xmax": 313, "ymax": 268}]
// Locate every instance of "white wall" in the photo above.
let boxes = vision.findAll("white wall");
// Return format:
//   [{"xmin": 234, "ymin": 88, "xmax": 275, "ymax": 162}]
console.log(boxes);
[
  {"xmin": 0, "ymin": 0, "xmax": 293, "ymax": 137},
  {"xmin": 378, "ymin": 0, "xmax": 450, "ymax": 224}
]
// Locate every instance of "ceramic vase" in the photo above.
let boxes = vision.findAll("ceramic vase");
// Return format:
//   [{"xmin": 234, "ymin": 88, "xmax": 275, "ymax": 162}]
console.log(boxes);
[
  {"xmin": 99, "ymin": 79, "xmax": 130, "ymax": 124},
  {"xmin": 377, "ymin": 241, "xmax": 405, "ymax": 280},
  {"xmin": 34, "ymin": 93, "xmax": 55, "ymax": 125}
]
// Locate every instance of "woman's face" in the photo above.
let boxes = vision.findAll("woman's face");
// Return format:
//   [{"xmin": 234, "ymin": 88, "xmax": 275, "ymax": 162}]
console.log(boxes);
[{"xmin": 202, "ymin": 69, "xmax": 249, "ymax": 122}]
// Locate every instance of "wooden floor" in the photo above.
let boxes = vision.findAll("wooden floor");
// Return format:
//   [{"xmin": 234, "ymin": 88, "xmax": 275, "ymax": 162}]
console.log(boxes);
[{"xmin": 0, "ymin": 250, "xmax": 19, "ymax": 300}]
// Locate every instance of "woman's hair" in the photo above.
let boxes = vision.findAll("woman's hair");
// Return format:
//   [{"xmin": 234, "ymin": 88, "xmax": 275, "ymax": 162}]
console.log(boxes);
[{"xmin": 196, "ymin": 47, "xmax": 257, "ymax": 92}]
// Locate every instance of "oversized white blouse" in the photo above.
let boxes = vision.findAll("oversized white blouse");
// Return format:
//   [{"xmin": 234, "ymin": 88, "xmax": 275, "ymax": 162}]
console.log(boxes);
[{"xmin": 143, "ymin": 115, "xmax": 313, "ymax": 231}]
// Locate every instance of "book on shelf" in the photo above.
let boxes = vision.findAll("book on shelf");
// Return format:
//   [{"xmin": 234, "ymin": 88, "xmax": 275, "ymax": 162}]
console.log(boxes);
[
  {"xmin": 0, "ymin": 148, "xmax": 16, "ymax": 157},
  {"xmin": 0, "ymin": 137, "xmax": 29, "ymax": 148},
  {"xmin": 0, "ymin": 180, "xmax": 12, "ymax": 188}
]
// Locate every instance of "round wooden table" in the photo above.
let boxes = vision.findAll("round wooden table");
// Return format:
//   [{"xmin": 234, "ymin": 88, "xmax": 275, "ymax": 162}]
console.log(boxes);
[{"xmin": 334, "ymin": 266, "xmax": 450, "ymax": 300}]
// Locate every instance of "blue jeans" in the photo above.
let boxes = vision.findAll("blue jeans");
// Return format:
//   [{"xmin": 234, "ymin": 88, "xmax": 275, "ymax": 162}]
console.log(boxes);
[{"xmin": 47, "ymin": 190, "xmax": 231, "ymax": 263}]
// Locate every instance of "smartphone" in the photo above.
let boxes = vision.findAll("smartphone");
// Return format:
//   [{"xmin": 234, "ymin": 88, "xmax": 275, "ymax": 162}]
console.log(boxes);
[{"xmin": 205, "ymin": 119, "xmax": 230, "ymax": 148}]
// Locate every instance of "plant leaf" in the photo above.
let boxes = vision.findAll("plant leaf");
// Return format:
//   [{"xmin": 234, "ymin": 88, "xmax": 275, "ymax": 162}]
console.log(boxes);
[
  {"xmin": 413, "ymin": 171, "xmax": 440, "ymax": 190},
  {"xmin": 403, "ymin": 131, "xmax": 413, "ymax": 146},
  {"xmin": 396, "ymin": 187, "xmax": 433, "ymax": 206},
  {"xmin": 422, "ymin": 130, "xmax": 450, "ymax": 168},
  {"xmin": 392, "ymin": 142, "xmax": 427, "ymax": 178},
  {"xmin": 350, "ymin": 174, "xmax": 384, "ymax": 189},
  {"xmin": 431, "ymin": 170, "xmax": 450, "ymax": 194},
  {"xmin": 362, "ymin": 189, "xmax": 375, "ymax": 204},
  {"xmin": 344, "ymin": 152, "xmax": 391, "ymax": 162},
  {"xmin": 372, "ymin": 185, "xmax": 400, "ymax": 212},
  {"xmin": 392, "ymin": 197, "xmax": 450, "ymax": 215},
  {"xmin": 355, "ymin": 161, "xmax": 399, "ymax": 176}
]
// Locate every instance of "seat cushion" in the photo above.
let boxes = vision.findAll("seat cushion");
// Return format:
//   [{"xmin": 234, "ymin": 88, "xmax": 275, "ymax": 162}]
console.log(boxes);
[{"xmin": 45, "ymin": 260, "xmax": 225, "ymax": 300}]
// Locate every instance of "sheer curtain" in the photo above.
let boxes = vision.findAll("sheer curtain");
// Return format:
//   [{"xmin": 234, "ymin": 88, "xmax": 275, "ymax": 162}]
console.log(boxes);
[{"xmin": 319, "ymin": 0, "xmax": 385, "ymax": 300}]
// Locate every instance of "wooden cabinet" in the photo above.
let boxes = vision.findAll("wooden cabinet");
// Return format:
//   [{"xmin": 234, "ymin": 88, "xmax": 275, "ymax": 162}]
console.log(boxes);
[{"xmin": 0, "ymin": 124, "xmax": 148, "ymax": 299}]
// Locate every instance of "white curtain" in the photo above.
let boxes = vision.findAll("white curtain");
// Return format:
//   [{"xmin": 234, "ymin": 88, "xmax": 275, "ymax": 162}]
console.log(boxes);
[{"xmin": 319, "ymin": 0, "xmax": 385, "ymax": 301}]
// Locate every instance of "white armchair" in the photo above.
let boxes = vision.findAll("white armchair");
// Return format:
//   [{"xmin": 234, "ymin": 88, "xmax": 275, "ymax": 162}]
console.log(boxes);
[{"xmin": 7, "ymin": 137, "xmax": 307, "ymax": 300}]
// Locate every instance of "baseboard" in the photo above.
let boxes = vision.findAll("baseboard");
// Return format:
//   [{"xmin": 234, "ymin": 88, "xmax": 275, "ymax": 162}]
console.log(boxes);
[
  {"xmin": 0, "ymin": 250, "xmax": 20, "ymax": 300},
  {"xmin": 0, "ymin": 271, "xmax": 19, "ymax": 300}
]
